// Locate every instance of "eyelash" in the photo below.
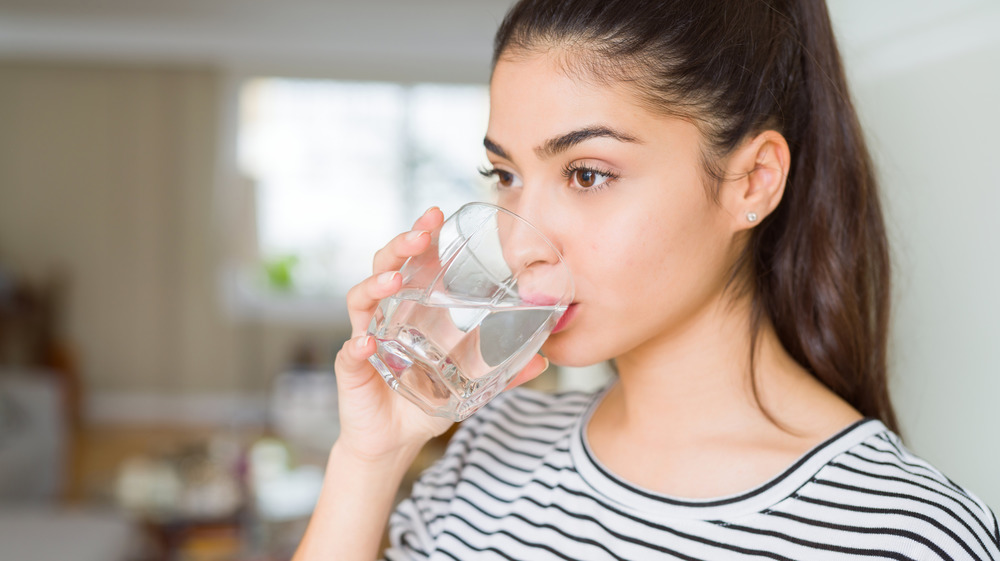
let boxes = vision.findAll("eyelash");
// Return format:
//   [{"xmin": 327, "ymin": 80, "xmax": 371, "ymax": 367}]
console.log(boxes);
[
  {"xmin": 477, "ymin": 164, "xmax": 620, "ymax": 192},
  {"xmin": 477, "ymin": 165, "xmax": 503, "ymax": 180},
  {"xmin": 561, "ymin": 163, "xmax": 619, "ymax": 193},
  {"xmin": 477, "ymin": 165, "xmax": 520, "ymax": 192}
]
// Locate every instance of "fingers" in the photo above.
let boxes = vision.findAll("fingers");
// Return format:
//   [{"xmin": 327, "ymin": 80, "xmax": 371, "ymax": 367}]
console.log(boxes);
[
  {"xmin": 505, "ymin": 354, "xmax": 550, "ymax": 390},
  {"xmin": 334, "ymin": 335, "xmax": 378, "ymax": 392},
  {"xmin": 411, "ymin": 206, "xmax": 445, "ymax": 234},
  {"xmin": 346, "ymin": 270, "xmax": 402, "ymax": 336},
  {"xmin": 371, "ymin": 207, "xmax": 444, "ymax": 275},
  {"xmin": 347, "ymin": 207, "xmax": 445, "ymax": 336},
  {"xmin": 371, "ymin": 230, "xmax": 431, "ymax": 277}
]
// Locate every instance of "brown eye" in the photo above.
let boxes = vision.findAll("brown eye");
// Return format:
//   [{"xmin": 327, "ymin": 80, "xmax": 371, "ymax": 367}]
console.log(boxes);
[
  {"xmin": 569, "ymin": 167, "xmax": 613, "ymax": 190},
  {"xmin": 574, "ymin": 169, "xmax": 597, "ymax": 188},
  {"xmin": 478, "ymin": 166, "xmax": 523, "ymax": 190}
]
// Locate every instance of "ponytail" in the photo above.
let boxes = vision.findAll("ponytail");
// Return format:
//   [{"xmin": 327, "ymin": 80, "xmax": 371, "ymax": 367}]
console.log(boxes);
[{"xmin": 752, "ymin": 0, "xmax": 897, "ymax": 431}]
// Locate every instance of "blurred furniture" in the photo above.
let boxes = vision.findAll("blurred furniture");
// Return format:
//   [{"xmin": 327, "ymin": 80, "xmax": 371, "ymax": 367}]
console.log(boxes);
[
  {"xmin": 269, "ymin": 369, "xmax": 340, "ymax": 459},
  {"xmin": 0, "ymin": 371, "xmax": 137, "ymax": 561},
  {"xmin": 0, "ymin": 268, "xmax": 82, "ymax": 497},
  {"xmin": 0, "ymin": 270, "xmax": 138, "ymax": 558},
  {"xmin": 0, "ymin": 370, "xmax": 66, "ymax": 500},
  {"xmin": 0, "ymin": 504, "xmax": 136, "ymax": 561}
]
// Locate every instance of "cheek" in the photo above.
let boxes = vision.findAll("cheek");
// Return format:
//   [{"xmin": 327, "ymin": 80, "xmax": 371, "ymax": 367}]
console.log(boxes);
[
  {"xmin": 575, "ymin": 215, "xmax": 657, "ymax": 289},
  {"xmin": 584, "ymin": 208, "xmax": 720, "ymax": 298}
]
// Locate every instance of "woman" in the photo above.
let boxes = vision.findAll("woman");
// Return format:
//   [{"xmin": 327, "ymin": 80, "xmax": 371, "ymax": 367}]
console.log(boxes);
[{"xmin": 295, "ymin": 0, "xmax": 999, "ymax": 559}]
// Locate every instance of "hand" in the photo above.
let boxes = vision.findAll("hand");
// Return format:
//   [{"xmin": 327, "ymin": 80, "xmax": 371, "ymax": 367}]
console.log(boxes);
[
  {"xmin": 333, "ymin": 207, "xmax": 449, "ymax": 463},
  {"xmin": 333, "ymin": 207, "xmax": 551, "ymax": 464}
]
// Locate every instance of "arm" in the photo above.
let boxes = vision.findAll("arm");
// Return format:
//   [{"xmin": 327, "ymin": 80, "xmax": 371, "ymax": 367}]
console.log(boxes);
[
  {"xmin": 292, "ymin": 207, "xmax": 549, "ymax": 560},
  {"xmin": 293, "ymin": 440, "xmax": 423, "ymax": 561},
  {"xmin": 292, "ymin": 208, "xmax": 452, "ymax": 560}
]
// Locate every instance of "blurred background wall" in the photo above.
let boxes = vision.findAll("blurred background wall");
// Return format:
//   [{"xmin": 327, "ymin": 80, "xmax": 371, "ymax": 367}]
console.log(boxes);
[
  {"xmin": 834, "ymin": 0, "xmax": 1000, "ymax": 511},
  {"xmin": 0, "ymin": 1, "xmax": 997, "ymax": 556}
]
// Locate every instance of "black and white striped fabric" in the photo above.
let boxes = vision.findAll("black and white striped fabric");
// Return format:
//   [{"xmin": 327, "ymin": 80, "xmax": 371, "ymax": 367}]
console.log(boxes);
[{"xmin": 384, "ymin": 388, "xmax": 1000, "ymax": 560}]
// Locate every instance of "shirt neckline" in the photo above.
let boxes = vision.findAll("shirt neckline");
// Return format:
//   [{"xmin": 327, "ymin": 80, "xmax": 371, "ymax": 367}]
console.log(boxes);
[{"xmin": 569, "ymin": 387, "xmax": 888, "ymax": 520}]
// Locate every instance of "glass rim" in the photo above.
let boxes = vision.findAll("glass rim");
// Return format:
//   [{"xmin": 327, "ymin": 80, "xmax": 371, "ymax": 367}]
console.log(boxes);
[{"xmin": 455, "ymin": 201, "xmax": 572, "ymax": 273}]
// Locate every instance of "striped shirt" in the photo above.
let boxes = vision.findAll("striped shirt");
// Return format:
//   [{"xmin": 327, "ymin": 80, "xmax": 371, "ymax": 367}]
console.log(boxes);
[{"xmin": 385, "ymin": 388, "xmax": 1000, "ymax": 560}]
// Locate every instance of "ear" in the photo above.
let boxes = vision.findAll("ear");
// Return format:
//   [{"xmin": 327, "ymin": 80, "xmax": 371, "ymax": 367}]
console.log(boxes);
[{"xmin": 719, "ymin": 130, "xmax": 790, "ymax": 231}]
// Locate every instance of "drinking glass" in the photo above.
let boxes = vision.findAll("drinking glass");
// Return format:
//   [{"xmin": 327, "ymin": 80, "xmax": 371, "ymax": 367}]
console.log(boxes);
[{"xmin": 367, "ymin": 202, "xmax": 574, "ymax": 421}]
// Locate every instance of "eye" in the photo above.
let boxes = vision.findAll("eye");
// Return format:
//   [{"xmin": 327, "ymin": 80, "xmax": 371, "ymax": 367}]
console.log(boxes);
[
  {"xmin": 564, "ymin": 164, "xmax": 618, "ymax": 191},
  {"xmin": 574, "ymin": 169, "xmax": 605, "ymax": 188},
  {"xmin": 478, "ymin": 166, "xmax": 522, "ymax": 189},
  {"xmin": 496, "ymin": 170, "xmax": 517, "ymax": 188}
]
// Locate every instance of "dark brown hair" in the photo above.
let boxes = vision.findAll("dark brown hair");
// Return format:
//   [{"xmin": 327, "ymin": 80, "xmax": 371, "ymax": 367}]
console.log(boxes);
[{"xmin": 494, "ymin": 0, "xmax": 898, "ymax": 433}]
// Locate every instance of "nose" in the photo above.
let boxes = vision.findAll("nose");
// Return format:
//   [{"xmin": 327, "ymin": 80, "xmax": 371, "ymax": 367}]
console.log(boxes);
[
  {"xmin": 495, "ymin": 195, "xmax": 572, "ymax": 305},
  {"xmin": 497, "ymin": 207, "xmax": 558, "ymax": 276},
  {"xmin": 497, "ymin": 180, "xmax": 565, "ymax": 269}
]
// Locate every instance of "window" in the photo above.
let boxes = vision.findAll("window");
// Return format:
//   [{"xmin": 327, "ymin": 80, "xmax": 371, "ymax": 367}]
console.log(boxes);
[{"xmin": 230, "ymin": 78, "xmax": 491, "ymax": 321}]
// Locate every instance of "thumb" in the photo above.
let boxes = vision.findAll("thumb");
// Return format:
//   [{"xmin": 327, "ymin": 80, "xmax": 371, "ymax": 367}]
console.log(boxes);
[{"xmin": 505, "ymin": 354, "xmax": 550, "ymax": 390}]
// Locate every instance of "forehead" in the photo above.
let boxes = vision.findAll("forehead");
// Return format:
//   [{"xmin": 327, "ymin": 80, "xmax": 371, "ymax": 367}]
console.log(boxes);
[
  {"xmin": 488, "ymin": 53, "xmax": 650, "ymax": 136},
  {"xmin": 486, "ymin": 52, "xmax": 703, "ymax": 161}
]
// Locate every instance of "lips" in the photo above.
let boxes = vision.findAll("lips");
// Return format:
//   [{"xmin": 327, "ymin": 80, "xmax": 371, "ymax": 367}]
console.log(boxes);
[
  {"xmin": 552, "ymin": 303, "xmax": 578, "ymax": 334},
  {"xmin": 519, "ymin": 293, "xmax": 560, "ymax": 307}
]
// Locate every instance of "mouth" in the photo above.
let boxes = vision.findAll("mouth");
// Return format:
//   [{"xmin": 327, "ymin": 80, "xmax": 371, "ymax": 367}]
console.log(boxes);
[
  {"xmin": 519, "ymin": 292, "xmax": 560, "ymax": 307},
  {"xmin": 552, "ymin": 303, "xmax": 578, "ymax": 334}
]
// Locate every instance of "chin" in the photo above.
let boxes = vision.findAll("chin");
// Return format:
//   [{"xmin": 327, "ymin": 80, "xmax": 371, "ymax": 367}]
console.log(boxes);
[{"xmin": 541, "ymin": 331, "xmax": 614, "ymax": 368}]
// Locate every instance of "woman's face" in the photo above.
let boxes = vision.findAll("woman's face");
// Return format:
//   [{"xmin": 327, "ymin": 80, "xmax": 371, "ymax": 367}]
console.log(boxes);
[{"xmin": 485, "ymin": 52, "xmax": 743, "ymax": 367}]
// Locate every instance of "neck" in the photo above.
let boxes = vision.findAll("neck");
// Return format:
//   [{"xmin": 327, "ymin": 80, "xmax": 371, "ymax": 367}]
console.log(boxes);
[
  {"xmin": 587, "ymin": 290, "xmax": 862, "ymax": 498},
  {"xmin": 604, "ymin": 289, "xmax": 838, "ymax": 442}
]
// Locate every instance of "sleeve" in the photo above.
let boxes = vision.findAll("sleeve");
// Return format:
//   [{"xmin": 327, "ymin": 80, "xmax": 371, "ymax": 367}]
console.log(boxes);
[
  {"xmin": 381, "ymin": 409, "xmax": 489, "ymax": 560},
  {"xmin": 886, "ymin": 432, "xmax": 1000, "ymax": 560},
  {"xmin": 971, "ymin": 493, "xmax": 1000, "ymax": 556}
]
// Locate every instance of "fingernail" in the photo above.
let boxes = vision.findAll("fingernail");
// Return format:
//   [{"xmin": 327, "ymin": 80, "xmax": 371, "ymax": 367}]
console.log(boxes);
[
  {"xmin": 541, "ymin": 357, "xmax": 550, "ymax": 372},
  {"xmin": 405, "ymin": 230, "xmax": 428, "ymax": 242},
  {"xmin": 412, "ymin": 207, "xmax": 439, "ymax": 227},
  {"xmin": 377, "ymin": 271, "xmax": 398, "ymax": 285},
  {"xmin": 356, "ymin": 336, "xmax": 370, "ymax": 350}
]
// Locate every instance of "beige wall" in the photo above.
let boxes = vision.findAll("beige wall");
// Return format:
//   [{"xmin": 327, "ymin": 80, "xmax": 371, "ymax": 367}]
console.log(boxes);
[
  {"xmin": 851, "ymin": 42, "xmax": 1000, "ymax": 511},
  {"xmin": 0, "ymin": 61, "xmax": 349, "ymax": 413}
]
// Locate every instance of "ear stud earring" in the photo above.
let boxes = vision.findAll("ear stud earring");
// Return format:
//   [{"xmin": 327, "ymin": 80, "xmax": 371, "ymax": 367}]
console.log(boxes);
[{"xmin": 747, "ymin": 211, "xmax": 759, "ymax": 223}]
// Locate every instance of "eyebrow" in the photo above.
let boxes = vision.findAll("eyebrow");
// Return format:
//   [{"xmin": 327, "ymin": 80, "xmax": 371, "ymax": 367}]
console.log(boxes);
[
  {"xmin": 483, "ymin": 137, "xmax": 510, "ymax": 160},
  {"xmin": 483, "ymin": 125, "xmax": 640, "ymax": 161}
]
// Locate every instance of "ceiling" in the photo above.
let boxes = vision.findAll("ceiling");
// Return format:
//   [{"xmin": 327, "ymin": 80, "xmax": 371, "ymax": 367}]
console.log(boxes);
[
  {"xmin": 0, "ymin": 0, "xmax": 997, "ymax": 83},
  {"xmin": 0, "ymin": 0, "xmax": 518, "ymax": 82}
]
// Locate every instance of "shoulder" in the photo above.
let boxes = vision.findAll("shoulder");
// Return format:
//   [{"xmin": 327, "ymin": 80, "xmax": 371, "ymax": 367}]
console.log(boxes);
[{"xmin": 803, "ymin": 424, "xmax": 1000, "ymax": 557}]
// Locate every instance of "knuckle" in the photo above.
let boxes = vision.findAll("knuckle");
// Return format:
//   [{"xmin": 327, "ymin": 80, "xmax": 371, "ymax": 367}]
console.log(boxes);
[
  {"xmin": 335, "ymin": 341, "xmax": 354, "ymax": 366},
  {"xmin": 333, "ymin": 352, "xmax": 348, "ymax": 375},
  {"xmin": 373, "ymin": 232, "xmax": 412, "ymax": 272},
  {"xmin": 346, "ymin": 277, "xmax": 376, "ymax": 307},
  {"xmin": 345, "ymin": 282, "xmax": 360, "ymax": 301},
  {"xmin": 344, "ymin": 290, "xmax": 363, "ymax": 312}
]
